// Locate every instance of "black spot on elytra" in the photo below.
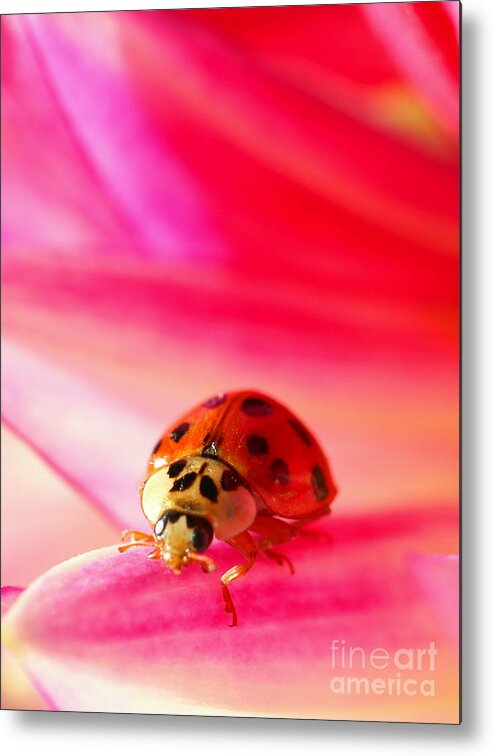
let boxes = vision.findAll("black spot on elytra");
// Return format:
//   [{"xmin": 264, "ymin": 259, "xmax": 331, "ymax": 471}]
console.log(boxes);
[
  {"xmin": 167, "ymin": 459, "xmax": 187, "ymax": 478},
  {"xmin": 247, "ymin": 434, "xmax": 269, "ymax": 455},
  {"xmin": 170, "ymin": 422, "xmax": 190, "ymax": 443},
  {"xmin": 198, "ymin": 462, "xmax": 207, "ymax": 475},
  {"xmin": 311, "ymin": 465, "xmax": 328, "ymax": 501},
  {"xmin": 288, "ymin": 418, "xmax": 312, "ymax": 446},
  {"xmin": 200, "ymin": 475, "xmax": 219, "ymax": 502},
  {"xmin": 241, "ymin": 397, "xmax": 273, "ymax": 416},
  {"xmin": 151, "ymin": 438, "xmax": 162, "ymax": 455},
  {"xmin": 170, "ymin": 471, "xmax": 197, "ymax": 492},
  {"xmin": 270, "ymin": 458, "xmax": 290, "ymax": 485},
  {"xmin": 221, "ymin": 468, "xmax": 241, "ymax": 491},
  {"xmin": 203, "ymin": 393, "xmax": 227, "ymax": 409}
]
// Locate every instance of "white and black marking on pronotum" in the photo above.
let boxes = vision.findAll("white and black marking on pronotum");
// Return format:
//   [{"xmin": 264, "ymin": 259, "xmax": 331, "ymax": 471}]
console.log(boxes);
[
  {"xmin": 167, "ymin": 459, "xmax": 187, "ymax": 478},
  {"xmin": 200, "ymin": 475, "xmax": 219, "ymax": 502},
  {"xmin": 170, "ymin": 471, "xmax": 197, "ymax": 492}
]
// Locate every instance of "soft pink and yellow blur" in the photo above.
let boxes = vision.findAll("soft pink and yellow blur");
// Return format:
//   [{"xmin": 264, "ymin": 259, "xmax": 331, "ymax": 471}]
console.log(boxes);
[{"xmin": 1, "ymin": 4, "xmax": 459, "ymax": 722}]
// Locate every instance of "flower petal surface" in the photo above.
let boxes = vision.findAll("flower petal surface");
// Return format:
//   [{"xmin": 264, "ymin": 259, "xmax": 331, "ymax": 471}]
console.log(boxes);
[{"xmin": 3, "ymin": 507, "xmax": 459, "ymax": 722}]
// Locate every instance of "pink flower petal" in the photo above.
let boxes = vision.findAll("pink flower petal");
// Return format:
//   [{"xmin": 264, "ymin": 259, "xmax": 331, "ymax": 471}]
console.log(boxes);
[
  {"xmin": 1, "ymin": 424, "xmax": 119, "ymax": 586},
  {"xmin": 444, "ymin": 2, "xmax": 460, "ymax": 39},
  {"xmin": 3, "ymin": 14, "xmax": 221, "ymax": 263},
  {"xmin": 409, "ymin": 554, "xmax": 460, "ymax": 643},
  {"xmin": 2, "ymin": 507, "xmax": 459, "ymax": 721},
  {"xmin": 3, "ymin": 8, "xmax": 458, "ymax": 513},
  {"xmin": 1, "ymin": 7, "xmax": 459, "ymax": 722},
  {"xmin": 1, "ymin": 17, "xmax": 129, "ymax": 255},
  {"xmin": 3, "ymin": 8, "xmax": 458, "ymax": 269},
  {"xmin": 189, "ymin": 5, "xmax": 450, "ymax": 152},
  {"xmin": 2, "ymin": 7, "xmax": 458, "ymax": 627},
  {"xmin": 2, "ymin": 340, "xmax": 157, "ymax": 530},
  {"xmin": 127, "ymin": 9, "xmax": 457, "ymax": 254},
  {"xmin": 1, "ymin": 647, "xmax": 49, "ymax": 711},
  {"xmin": 0, "ymin": 587, "xmax": 46, "ymax": 711},
  {"xmin": 1, "ymin": 586, "xmax": 24, "ymax": 617},
  {"xmin": 362, "ymin": 3, "xmax": 459, "ymax": 140}
]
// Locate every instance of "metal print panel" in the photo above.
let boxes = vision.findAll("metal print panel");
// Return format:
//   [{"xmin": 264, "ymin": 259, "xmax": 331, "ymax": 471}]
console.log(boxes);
[{"xmin": 1, "ymin": 1, "xmax": 460, "ymax": 723}]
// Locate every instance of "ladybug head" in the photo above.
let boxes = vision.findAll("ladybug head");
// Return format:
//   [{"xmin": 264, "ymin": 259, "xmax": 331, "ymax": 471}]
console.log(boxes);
[
  {"xmin": 141, "ymin": 456, "xmax": 257, "ymax": 573},
  {"xmin": 153, "ymin": 510, "xmax": 215, "ymax": 575}
]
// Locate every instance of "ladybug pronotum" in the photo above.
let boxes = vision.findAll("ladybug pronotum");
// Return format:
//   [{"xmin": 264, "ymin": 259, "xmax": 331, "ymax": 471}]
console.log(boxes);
[{"xmin": 119, "ymin": 390, "xmax": 337, "ymax": 625}]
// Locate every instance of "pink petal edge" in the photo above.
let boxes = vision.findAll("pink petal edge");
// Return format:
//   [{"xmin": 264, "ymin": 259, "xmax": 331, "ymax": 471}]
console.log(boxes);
[
  {"xmin": 2, "ymin": 340, "xmax": 156, "ymax": 530},
  {"xmin": 1, "ymin": 586, "xmax": 24, "ymax": 617}
]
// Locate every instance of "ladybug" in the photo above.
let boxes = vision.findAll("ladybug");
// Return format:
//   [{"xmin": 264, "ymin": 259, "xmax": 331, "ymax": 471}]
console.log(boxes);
[{"xmin": 119, "ymin": 390, "xmax": 337, "ymax": 625}]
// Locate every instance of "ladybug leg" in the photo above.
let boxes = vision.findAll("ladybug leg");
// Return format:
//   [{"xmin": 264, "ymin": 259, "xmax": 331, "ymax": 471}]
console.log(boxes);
[
  {"xmin": 121, "ymin": 529, "xmax": 154, "ymax": 543},
  {"xmin": 221, "ymin": 531, "xmax": 258, "ymax": 627},
  {"xmin": 249, "ymin": 516, "xmax": 297, "ymax": 575},
  {"xmin": 188, "ymin": 552, "xmax": 217, "ymax": 574},
  {"xmin": 118, "ymin": 530, "xmax": 155, "ymax": 553}
]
